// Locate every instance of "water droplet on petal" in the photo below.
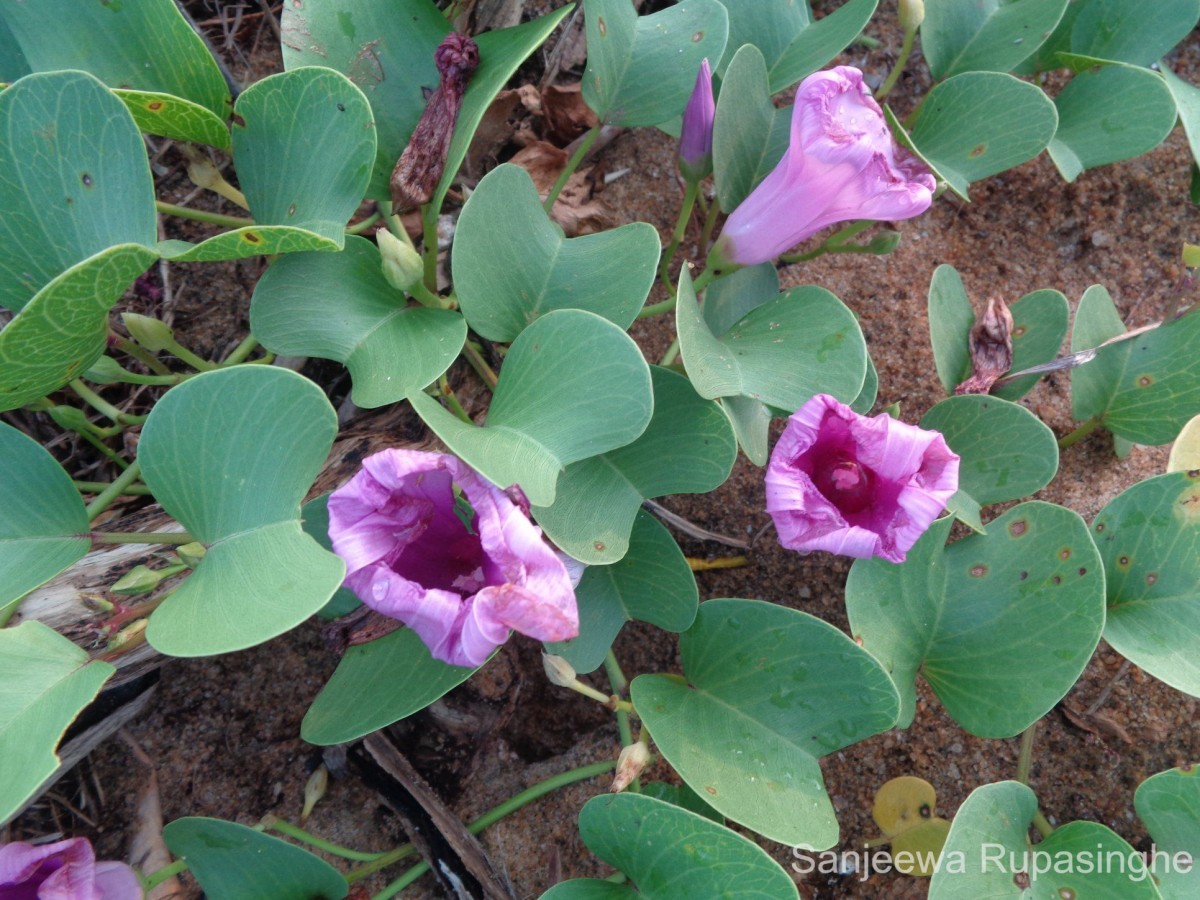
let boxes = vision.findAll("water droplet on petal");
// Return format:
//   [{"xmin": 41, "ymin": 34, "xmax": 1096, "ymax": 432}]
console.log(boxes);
[{"xmin": 373, "ymin": 577, "xmax": 390, "ymax": 600}]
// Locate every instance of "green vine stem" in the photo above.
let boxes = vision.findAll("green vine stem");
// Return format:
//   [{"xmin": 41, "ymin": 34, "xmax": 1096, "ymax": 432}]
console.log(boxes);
[
  {"xmin": 259, "ymin": 815, "xmax": 389, "ymax": 862},
  {"xmin": 155, "ymin": 200, "xmax": 254, "ymax": 229},
  {"xmin": 69, "ymin": 381, "xmax": 147, "ymax": 427},
  {"xmin": 781, "ymin": 220, "xmax": 873, "ymax": 263},
  {"xmin": 140, "ymin": 859, "xmax": 188, "ymax": 893},
  {"xmin": 109, "ymin": 334, "xmax": 173, "ymax": 375},
  {"xmin": 421, "ymin": 202, "xmax": 440, "ymax": 294},
  {"xmin": 437, "ymin": 375, "xmax": 472, "ymax": 423},
  {"xmin": 90, "ymin": 529, "xmax": 196, "ymax": 546},
  {"xmin": 1016, "ymin": 721, "xmax": 1037, "ymax": 786},
  {"xmin": 86, "ymin": 462, "xmax": 150, "ymax": 520},
  {"xmin": 1058, "ymin": 416, "xmax": 1102, "ymax": 449},
  {"xmin": 659, "ymin": 179, "xmax": 701, "ymax": 291},
  {"xmin": 160, "ymin": 335, "xmax": 218, "ymax": 373},
  {"xmin": 460, "ymin": 341, "xmax": 499, "ymax": 391},
  {"xmin": 346, "ymin": 208, "xmax": 383, "ymax": 235},
  {"xmin": 637, "ymin": 294, "xmax": 677, "ymax": 320},
  {"xmin": 351, "ymin": 757, "xmax": 619, "ymax": 893},
  {"xmin": 604, "ymin": 650, "xmax": 634, "ymax": 748},
  {"xmin": 543, "ymin": 124, "xmax": 601, "ymax": 213},
  {"xmin": 875, "ymin": 21, "xmax": 918, "ymax": 101},
  {"xmin": 698, "ymin": 194, "xmax": 721, "ymax": 256},
  {"xmin": 75, "ymin": 480, "xmax": 152, "ymax": 497},
  {"xmin": 222, "ymin": 335, "xmax": 261, "ymax": 366}
]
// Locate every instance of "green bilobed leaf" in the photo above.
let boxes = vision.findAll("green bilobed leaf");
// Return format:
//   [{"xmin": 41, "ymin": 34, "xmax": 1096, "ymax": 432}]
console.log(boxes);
[
  {"xmin": 281, "ymin": 0, "xmax": 448, "ymax": 201},
  {"xmin": 300, "ymin": 495, "xmax": 361, "ymax": 619},
  {"xmin": 847, "ymin": 503, "xmax": 1104, "ymax": 737},
  {"xmin": 113, "ymin": 90, "xmax": 231, "ymax": 151},
  {"xmin": 993, "ymin": 289, "xmax": 1070, "ymax": 401},
  {"xmin": 0, "ymin": 15, "xmax": 29, "ymax": 82},
  {"xmin": 1136, "ymin": 767, "xmax": 1200, "ymax": 899},
  {"xmin": 453, "ymin": 165, "xmax": 659, "ymax": 341},
  {"xmin": 138, "ymin": 367, "xmax": 345, "ymax": 657},
  {"xmin": 0, "ymin": 0, "xmax": 230, "ymax": 120},
  {"xmin": 409, "ymin": 310, "xmax": 652, "ymax": 508},
  {"xmin": 702, "ymin": 264, "xmax": 780, "ymax": 338},
  {"xmin": 0, "ymin": 246, "xmax": 159, "ymax": 411},
  {"xmin": 920, "ymin": 395, "xmax": 1059, "ymax": 509},
  {"xmin": 721, "ymin": 395, "xmax": 773, "ymax": 467},
  {"xmin": 582, "ymin": 0, "xmax": 729, "ymax": 127},
  {"xmin": 157, "ymin": 228, "xmax": 336, "ymax": 263},
  {"xmin": 1163, "ymin": 65, "xmax": 1200, "ymax": 177},
  {"xmin": 1070, "ymin": 284, "xmax": 1126, "ymax": 421},
  {"xmin": 431, "ymin": 7, "xmax": 574, "ymax": 213},
  {"xmin": 0, "ymin": 71, "xmax": 157, "ymax": 313},
  {"xmin": 163, "ymin": 817, "xmax": 347, "ymax": 900},
  {"xmin": 715, "ymin": 0, "xmax": 809, "ymax": 74},
  {"xmin": 1076, "ymin": 310, "xmax": 1200, "ymax": 445},
  {"xmin": 302, "ymin": 629, "xmax": 476, "ymax": 744},
  {"xmin": 678, "ymin": 270, "xmax": 867, "ymax": 412},
  {"xmin": 909, "ymin": 72, "xmax": 1058, "ymax": 199},
  {"xmin": 250, "ymin": 236, "xmax": 466, "ymax": 407},
  {"xmin": 0, "ymin": 424, "xmax": 89, "ymax": 613},
  {"xmin": 929, "ymin": 782, "xmax": 1159, "ymax": 898},
  {"xmin": 640, "ymin": 781, "xmax": 723, "ymax": 824},
  {"xmin": 1094, "ymin": 472, "xmax": 1200, "ymax": 697},
  {"xmin": 921, "ymin": 0, "xmax": 1069, "ymax": 81},
  {"xmin": 768, "ymin": 0, "xmax": 879, "ymax": 94},
  {"xmin": 632, "ymin": 599, "xmax": 899, "ymax": 848},
  {"xmin": 1068, "ymin": 0, "xmax": 1198, "ymax": 68},
  {"xmin": 543, "ymin": 794, "xmax": 798, "ymax": 899},
  {"xmin": 233, "ymin": 67, "xmax": 374, "ymax": 245},
  {"xmin": 1048, "ymin": 62, "xmax": 1177, "ymax": 182},
  {"xmin": 546, "ymin": 511, "xmax": 698, "ymax": 674},
  {"xmin": 533, "ymin": 367, "xmax": 736, "ymax": 564},
  {"xmin": 713, "ymin": 44, "xmax": 790, "ymax": 214},
  {"xmin": 928, "ymin": 264, "xmax": 975, "ymax": 394},
  {"xmin": 0, "ymin": 621, "xmax": 114, "ymax": 825}
]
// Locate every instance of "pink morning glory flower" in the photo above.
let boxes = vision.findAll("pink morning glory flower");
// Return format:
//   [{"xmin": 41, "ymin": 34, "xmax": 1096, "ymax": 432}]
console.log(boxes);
[
  {"xmin": 712, "ymin": 66, "xmax": 936, "ymax": 267},
  {"xmin": 679, "ymin": 58, "xmax": 715, "ymax": 182},
  {"xmin": 0, "ymin": 837, "xmax": 142, "ymax": 900},
  {"xmin": 766, "ymin": 394, "xmax": 959, "ymax": 564},
  {"xmin": 327, "ymin": 449, "xmax": 578, "ymax": 668}
]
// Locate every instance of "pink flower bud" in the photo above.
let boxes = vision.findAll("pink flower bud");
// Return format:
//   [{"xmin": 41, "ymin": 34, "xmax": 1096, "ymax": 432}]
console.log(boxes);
[
  {"xmin": 328, "ymin": 450, "xmax": 579, "ymax": 667},
  {"xmin": 713, "ymin": 67, "xmax": 935, "ymax": 267},
  {"xmin": 766, "ymin": 395, "xmax": 959, "ymax": 564},
  {"xmin": 679, "ymin": 58, "xmax": 715, "ymax": 182}
]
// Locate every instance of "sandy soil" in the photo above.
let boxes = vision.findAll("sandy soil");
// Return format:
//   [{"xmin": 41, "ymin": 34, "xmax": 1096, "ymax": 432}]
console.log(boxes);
[{"xmin": 7, "ymin": 5, "xmax": 1200, "ymax": 899}]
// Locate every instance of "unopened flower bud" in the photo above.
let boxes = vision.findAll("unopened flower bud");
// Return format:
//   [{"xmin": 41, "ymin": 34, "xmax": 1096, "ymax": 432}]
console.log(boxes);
[
  {"xmin": 82, "ymin": 356, "xmax": 128, "ymax": 385},
  {"xmin": 955, "ymin": 296, "xmax": 1013, "ymax": 395},
  {"xmin": 865, "ymin": 230, "xmax": 902, "ymax": 255},
  {"xmin": 123, "ymin": 313, "xmax": 175, "ymax": 351},
  {"xmin": 899, "ymin": 0, "xmax": 925, "ymax": 32},
  {"xmin": 301, "ymin": 764, "xmax": 329, "ymax": 824},
  {"xmin": 112, "ymin": 564, "xmax": 165, "ymax": 595},
  {"xmin": 376, "ymin": 228, "xmax": 425, "ymax": 293},
  {"xmin": 542, "ymin": 652, "xmax": 577, "ymax": 688},
  {"xmin": 611, "ymin": 741, "xmax": 650, "ymax": 793},
  {"xmin": 177, "ymin": 541, "xmax": 207, "ymax": 568},
  {"xmin": 47, "ymin": 405, "xmax": 90, "ymax": 432},
  {"xmin": 679, "ymin": 58, "xmax": 715, "ymax": 182}
]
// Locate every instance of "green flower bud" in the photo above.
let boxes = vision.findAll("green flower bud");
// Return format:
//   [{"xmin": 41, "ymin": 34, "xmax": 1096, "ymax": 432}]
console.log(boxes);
[
  {"xmin": 542, "ymin": 652, "xmax": 577, "ymax": 688},
  {"xmin": 112, "ymin": 564, "xmax": 165, "ymax": 595},
  {"xmin": 123, "ymin": 313, "xmax": 175, "ymax": 352},
  {"xmin": 47, "ymin": 405, "xmax": 90, "ymax": 432},
  {"xmin": 866, "ymin": 230, "xmax": 902, "ymax": 255},
  {"xmin": 899, "ymin": 0, "xmax": 924, "ymax": 32},
  {"xmin": 82, "ymin": 355, "xmax": 129, "ymax": 385},
  {"xmin": 177, "ymin": 542, "xmax": 207, "ymax": 568},
  {"xmin": 377, "ymin": 228, "xmax": 425, "ymax": 293}
]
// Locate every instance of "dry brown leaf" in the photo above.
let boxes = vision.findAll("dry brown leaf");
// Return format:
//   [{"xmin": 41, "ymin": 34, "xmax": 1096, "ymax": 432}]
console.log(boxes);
[
  {"xmin": 509, "ymin": 141, "xmax": 613, "ymax": 235},
  {"xmin": 465, "ymin": 89, "xmax": 524, "ymax": 179},
  {"xmin": 542, "ymin": 83, "xmax": 599, "ymax": 144}
]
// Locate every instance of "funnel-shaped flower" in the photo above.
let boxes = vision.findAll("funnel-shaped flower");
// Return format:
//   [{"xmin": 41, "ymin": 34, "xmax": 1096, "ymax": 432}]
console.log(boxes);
[
  {"xmin": 766, "ymin": 394, "xmax": 959, "ymax": 563},
  {"xmin": 713, "ymin": 66, "xmax": 935, "ymax": 267},
  {"xmin": 0, "ymin": 838, "xmax": 142, "ymax": 899},
  {"xmin": 328, "ymin": 449, "xmax": 578, "ymax": 667},
  {"xmin": 679, "ymin": 58, "xmax": 715, "ymax": 182}
]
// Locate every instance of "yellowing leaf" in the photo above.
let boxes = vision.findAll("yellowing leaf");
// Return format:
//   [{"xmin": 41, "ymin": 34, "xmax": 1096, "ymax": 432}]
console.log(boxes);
[{"xmin": 1167, "ymin": 414, "xmax": 1200, "ymax": 473}]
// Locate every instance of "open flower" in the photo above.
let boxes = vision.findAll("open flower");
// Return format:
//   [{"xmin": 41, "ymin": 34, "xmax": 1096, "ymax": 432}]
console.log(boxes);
[
  {"xmin": 712, "ymin": 66, "xmax": 935, "ymax": 267},
  {"xmin": 327, "ymin": 450, "xmax": 578, "ymax": 667},
  {"xmin": 0, "ymin": 837, "xmax": 142, "ymax": 899},
  {"xmin": 679, "ymin": 58, "xmax": 714, "ymax": 182},
  {"xmin": 766, "ymin": 395, "xmax": 959, "ymax": 563}
]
